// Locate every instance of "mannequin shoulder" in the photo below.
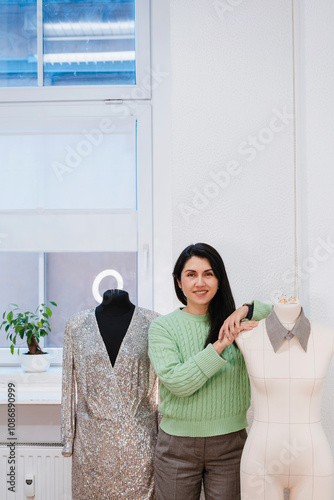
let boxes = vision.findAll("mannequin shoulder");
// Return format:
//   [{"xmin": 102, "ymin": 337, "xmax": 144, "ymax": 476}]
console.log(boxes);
[
  {"xmin": 236, "ymin": 319, "xmax": 266, "ymax": 348},
  {"xmin": 239, "ymin": 318, "xmax": 266, "ymax": 337},
  {"xmin": 65, "ymin": 308, "xmax": 95, "ymax": 329},
  {"xmin": 136, "ymin": 306, "xmax": 160, "ymax": 324},
  {"xmin": 310, "ymin": 320, "xmax": 334, "ymax": 339}
]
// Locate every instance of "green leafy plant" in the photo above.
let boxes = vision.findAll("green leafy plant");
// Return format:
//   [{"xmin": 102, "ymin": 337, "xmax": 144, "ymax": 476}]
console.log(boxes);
[{"xmin": 0, "ymin": 302, "xmax": 57, "ymax": 355}]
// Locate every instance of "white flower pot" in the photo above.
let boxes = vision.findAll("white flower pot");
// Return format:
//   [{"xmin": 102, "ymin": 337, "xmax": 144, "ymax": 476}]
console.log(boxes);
[{"xmin": 20, "ymin": 353, "xmax": 51, "ymax": 373}]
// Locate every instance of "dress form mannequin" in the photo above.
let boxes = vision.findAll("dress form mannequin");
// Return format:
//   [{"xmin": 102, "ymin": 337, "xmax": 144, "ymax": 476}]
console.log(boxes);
[
  {"xmin": 237, "ymin": 299, "xmax": 334, "ymax": 500},
  {"xmin": 61, "ymin": 290, "xmax": 159, "ymax": 499},
  {"xmin": 95, "ymin": 289, "xmax": 135, "ymax": 366}
]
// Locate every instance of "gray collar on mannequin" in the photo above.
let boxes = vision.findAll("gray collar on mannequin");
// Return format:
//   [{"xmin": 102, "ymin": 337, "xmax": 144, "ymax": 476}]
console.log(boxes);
[{"xmin": 265, "ymin": 307, "xmax": 311, "ymax": 353}]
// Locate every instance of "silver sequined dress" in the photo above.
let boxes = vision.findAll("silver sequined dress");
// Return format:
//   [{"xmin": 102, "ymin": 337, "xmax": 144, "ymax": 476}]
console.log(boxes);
[{"xmin": 61, "ymin": 307, "xmax": 160, "ymax": 499}]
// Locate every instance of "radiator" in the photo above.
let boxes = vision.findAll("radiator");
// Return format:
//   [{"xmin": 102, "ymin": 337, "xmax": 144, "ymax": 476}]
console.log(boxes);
[{"xmin": 0, "ymin": 444, "xmax": 72, "ymax": 500}]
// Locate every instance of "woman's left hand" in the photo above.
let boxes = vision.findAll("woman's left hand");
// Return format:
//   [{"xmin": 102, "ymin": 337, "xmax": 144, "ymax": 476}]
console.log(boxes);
[
  {"xmin": 218, "ymin": 319, "xmax": 259, "ymax": 341},
  {"xmin": 213, "ymin": 321, "xmax": 253, "ymax": 354},
  {"xmin": 213, "ymin": 333, "xmax": 235, "ymax": 355}
]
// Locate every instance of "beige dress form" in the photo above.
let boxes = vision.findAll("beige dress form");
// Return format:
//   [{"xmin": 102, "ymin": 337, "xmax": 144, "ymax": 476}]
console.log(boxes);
[
  {"xmin": 237, "ymin": 304, "xmax": 334, "ymax": 500},
  {"xmin": 61, "ymin": 307, "xmax": 159, "ymax": 499}
]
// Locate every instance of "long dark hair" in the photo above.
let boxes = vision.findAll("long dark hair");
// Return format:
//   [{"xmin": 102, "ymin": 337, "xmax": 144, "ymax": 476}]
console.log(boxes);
[{"xmin": 173, "ymin": 243, "xmax": 236, "ymax": 347}]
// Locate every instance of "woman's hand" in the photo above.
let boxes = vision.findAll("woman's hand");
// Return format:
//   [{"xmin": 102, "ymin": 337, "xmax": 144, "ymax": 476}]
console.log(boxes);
[
  {"xmin": 218, "ymin": 306, "xmax": 259, "ymax": 341},
  {"xmin": 213, "ymin": 330, "xmax": 235, "ymax": 355}
]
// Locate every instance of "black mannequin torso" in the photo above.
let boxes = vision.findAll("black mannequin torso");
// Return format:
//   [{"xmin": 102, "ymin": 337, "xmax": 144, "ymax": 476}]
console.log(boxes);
[{"xmin": 95, "ymin": 289, "xmax": 135, "ymax": 366}]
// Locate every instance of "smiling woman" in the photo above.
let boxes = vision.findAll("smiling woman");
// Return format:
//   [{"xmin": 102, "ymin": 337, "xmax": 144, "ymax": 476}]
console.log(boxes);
[{"xmin": 148, "ymin": 242, "xmax": 258, "ymax": 500}]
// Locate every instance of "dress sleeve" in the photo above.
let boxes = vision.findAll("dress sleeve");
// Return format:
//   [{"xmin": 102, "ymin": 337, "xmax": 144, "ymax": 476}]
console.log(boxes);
[
  {"xmin": 147, "ymin": 362, "xmax": 160, "ymax": 429},
  {"xmin": 146, "ymin": 312, "xmax": 160, "ymax": 411},
  {"xmin": 251, "ymin": 300, "xmax": 272, "ymax": 321},
  {"xmin": 148, "ymin": 320, "xmax": 226, "ymax": 398},
  {"xmin": 61, "ymin": 320, "xmax": 76, "ymax": 457}
]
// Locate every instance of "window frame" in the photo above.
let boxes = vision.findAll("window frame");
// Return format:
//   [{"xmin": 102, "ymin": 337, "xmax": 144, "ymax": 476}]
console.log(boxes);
[
  {"xmin": 0, "ymin": 102, "xmax": 153, "ymax": 366},
  {"xmin": 0, "ymin": 0, "xmax": 151, "ymax": 103}
]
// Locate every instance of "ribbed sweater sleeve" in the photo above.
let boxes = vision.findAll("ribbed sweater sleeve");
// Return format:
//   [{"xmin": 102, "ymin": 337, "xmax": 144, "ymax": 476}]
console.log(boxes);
[
  {"xmin": 148, "ymin": 315, "xmax": 226, "ymax": 398},
  {"xmin": 252, "ymin": 299, "xmax": 272, "ymax": 321}
]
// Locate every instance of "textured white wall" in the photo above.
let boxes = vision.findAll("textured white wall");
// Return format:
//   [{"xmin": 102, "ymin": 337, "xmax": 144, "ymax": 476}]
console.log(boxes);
[
  {"xmin": 164, "ymin": 0, "xmax": 334, "ymax": 460},
  {"xmin": 299, "ymin": 0, "xmax": 334, "ymax": 454},
  {"xmin": 170, "ymin": 0, "xmax": 295, "ymax": 308}
]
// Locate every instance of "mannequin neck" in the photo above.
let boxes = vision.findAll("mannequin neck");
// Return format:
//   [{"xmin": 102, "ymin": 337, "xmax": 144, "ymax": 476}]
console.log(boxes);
[
  {"xmin": 273, "ymin": 300, "xmax": 302, "ymax": 325},
  {"xmin": 96, "ymin": 289, "xmax": 134, "ymax": 316}
]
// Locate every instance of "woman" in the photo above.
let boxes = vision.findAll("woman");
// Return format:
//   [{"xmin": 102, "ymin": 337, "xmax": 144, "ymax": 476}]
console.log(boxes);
[{"xmin": 148, "ymin": 243, "xmax": 259, "ymax": 500}]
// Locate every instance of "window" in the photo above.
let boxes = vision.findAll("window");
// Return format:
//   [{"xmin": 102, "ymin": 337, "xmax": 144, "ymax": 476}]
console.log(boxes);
[
  {"xmin": 0, "ymin": 0, "xmax": 150, "ymax": 101},
  {"xmin": 0, "ymin": 1, "xmax": 38, "ymax": 87},
  {"xmin": 0, "ymin": 253, "xmax": 39, "ymax": 349},
  {"xmin": 0, "ymin": 102, "xmax": 153, "ymax": 365},
  {"xmin": 0, "ymin": 0, "xmax": 153, "ymax": 366},
  {"xmin": 45, "ymin": 251, "xmax": 137, "ymax": 347},
  {"xmin": 43, "ymin": 0, "xmax": 136, "ymax": 87}
]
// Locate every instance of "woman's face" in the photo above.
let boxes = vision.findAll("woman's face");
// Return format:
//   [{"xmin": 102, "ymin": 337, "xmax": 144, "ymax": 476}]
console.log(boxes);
[{"xmin": 177, "ymin": 256, "xmax": 219, "ymax": 314}]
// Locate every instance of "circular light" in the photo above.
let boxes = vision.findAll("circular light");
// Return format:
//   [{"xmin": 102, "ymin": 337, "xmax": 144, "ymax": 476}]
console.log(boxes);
[{"xmin": 92, "ymin": 269, "xmax": 124, "ymax": 303}]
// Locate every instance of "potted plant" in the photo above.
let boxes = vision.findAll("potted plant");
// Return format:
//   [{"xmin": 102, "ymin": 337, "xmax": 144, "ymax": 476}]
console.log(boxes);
[{"xmin": 0, "ymin": 301, "xmax": 57, "ymax": 372}]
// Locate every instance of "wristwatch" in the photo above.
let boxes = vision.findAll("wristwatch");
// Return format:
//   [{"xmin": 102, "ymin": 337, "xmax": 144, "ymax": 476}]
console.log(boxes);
[{"xmin": 242, "ymin": 303, "xmax": 254, "ymax": 320}]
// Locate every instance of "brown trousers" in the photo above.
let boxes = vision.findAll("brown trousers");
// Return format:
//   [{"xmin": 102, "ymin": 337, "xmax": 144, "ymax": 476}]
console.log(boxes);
[{"xmin": 154, "ymin": 428, "xmax": 247, "ymax": 500}]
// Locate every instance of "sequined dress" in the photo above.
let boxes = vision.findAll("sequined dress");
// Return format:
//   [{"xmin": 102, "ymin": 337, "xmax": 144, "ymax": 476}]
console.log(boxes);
[{"xmin": 61, "ymin": 307, "xmax": 160, "ymax": 499}]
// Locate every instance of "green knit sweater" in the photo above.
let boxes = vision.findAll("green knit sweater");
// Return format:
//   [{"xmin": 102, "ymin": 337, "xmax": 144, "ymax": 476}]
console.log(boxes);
[
  {"xmin": 251, "ymin": 299, "xmax": 272, "ymax": 321},
  {"xmin": 148, "ymin": 308, "xmax": 251, "ymax": 437}
]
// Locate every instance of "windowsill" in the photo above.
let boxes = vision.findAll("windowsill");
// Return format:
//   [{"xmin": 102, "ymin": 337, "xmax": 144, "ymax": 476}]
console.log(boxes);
[{"xmin": 0, "ymin": 366, "xmax": 62, "ymax": 405}]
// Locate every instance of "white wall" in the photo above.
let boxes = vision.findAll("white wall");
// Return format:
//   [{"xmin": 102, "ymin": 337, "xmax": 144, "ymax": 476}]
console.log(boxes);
[
  {"xmin": 170, "ymin": 0, "xmax": 295, "ymax": 307},
  {"xmin": 153, "ymin": 0, "xmax": 334, "ymax": 457},
  {"xmin": 300, "ymin": 0, "xmax": 334, "ymax": 446}
]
